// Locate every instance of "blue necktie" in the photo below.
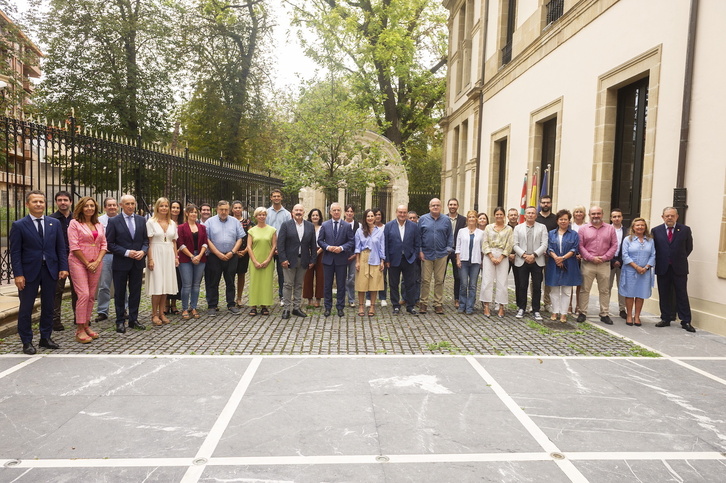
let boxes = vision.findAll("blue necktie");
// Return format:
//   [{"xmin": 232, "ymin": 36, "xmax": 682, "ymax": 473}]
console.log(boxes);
[
  {"xmin": 126, "ymin": 215, "xmax": 135, "ymax": 238},
  {"xmin": 36, "ymin": 218, "xmax": 44, "ymax": 239},
  {"xmin": 333, "ymin": 221, "xmax": 338, "ymax": 238}
]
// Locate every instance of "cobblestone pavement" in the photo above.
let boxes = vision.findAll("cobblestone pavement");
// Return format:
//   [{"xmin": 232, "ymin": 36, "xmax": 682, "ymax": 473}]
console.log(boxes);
[{"xmin": 0, "ymin": 272, "xmax": 654, "ymax": 356}]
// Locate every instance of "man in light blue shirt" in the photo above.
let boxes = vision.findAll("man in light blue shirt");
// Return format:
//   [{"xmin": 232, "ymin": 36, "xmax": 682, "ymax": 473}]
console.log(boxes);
[
  {"xmin": 267, "ymin": 189, "xmax": 291, "ymax": 303},
  {"xmin": 205, "ymin": 200, "xmax": 245, "ymax": 315},
  {"xmin": 417, "ymin": 198, "xmax": 453, "ymax": 314}
]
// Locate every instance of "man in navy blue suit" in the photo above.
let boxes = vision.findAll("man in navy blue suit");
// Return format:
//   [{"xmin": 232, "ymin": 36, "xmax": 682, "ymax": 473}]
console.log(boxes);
[
  {"xmin": 105, "ymin": 194, "xmax": 148, "ymax": 333},
  {"xmin": 10, "ymin": 190, "xmax": 69, "ymax": 354},
  {"xmin": 384, "ymin": 205, "xmax": 421, "ymax": 315},
  {"xmin": 317, "ymin": 202, "xmax": 355, "ymax": 317},
  {"xmin": 653, "ymin": 207, "xmax": 695, "ymax": 333}
]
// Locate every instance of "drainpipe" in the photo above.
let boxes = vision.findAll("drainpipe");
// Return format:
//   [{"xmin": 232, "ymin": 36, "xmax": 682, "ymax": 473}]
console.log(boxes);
[
  {"xmin": 674, "ymin": 0, "xmax": 699, "ymax": 223},
  {"xmin": 473, "ymin": 0, "xmax": 490, "ymax": 211}
]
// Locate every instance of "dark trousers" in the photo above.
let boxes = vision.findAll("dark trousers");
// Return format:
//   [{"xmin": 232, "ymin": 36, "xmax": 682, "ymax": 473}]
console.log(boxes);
[
  {"xmin": 412, "ymin": 259, "xmax": 421, "ymax": 304},
  {"xmin": 515, "ymin": 263, "xmax": 543, "ymax": 311},
  {"xmin": 323, "ymin": 262, "xmax": 347, "ymax": 310},
  {"xmin": 113, "ymin": 264, "xmax": 143, "ymax": 325},
  {"xmin": 275, "ymin": 254, "xmax": 284, "ymax": 299},
  {"xmin": 657, "ymin": 265, "xmax": 691, "ymax": 324},
  {"xmin": 448, "ymin": 252, "xmax": 461, "ymax": 301},
  {"xmin": 389, "ymin": 258, "xmax": 416, "ymax": 310},
  {"xmin": 17, "ymin": 266, "xmax": 56, "ymax": 343},
  {"xmin": 53, "ymin": 272, "xmax": 77, "ymax": 325},
  {"xmin": 205, "ymin": 254, "xmax": 238, "ymax": 309}
]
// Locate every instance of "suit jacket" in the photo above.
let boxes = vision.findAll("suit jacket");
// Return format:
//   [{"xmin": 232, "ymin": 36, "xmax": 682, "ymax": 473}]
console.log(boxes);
[
  {"xmin": 277, "ymin": 219, "xmax": 318, "ymax": 269},
  {"xmin": 450, "ymin": 214, "xmax": 467, "ymax": 250},
  {"xmin": 105, "ymin": 212, "xmax": 149, "ymax": 271},
  {"xmin": 384, "ymin": 219, "xmax": 421, "ymax": 266},
  {"xmin": 512, "ymin": 222, "xmax": 548, "ymax": 267},
  {"xmin": 652, "ymin": 223, "xmax": 693, "ymax": 276},
  {"xmin": 317, "ymin": 218, "xmax": 355, "ymax": 266},
  {"xmin": 10, "ymin": 215, "xmax": 69, "ymax": 282},
  {"xmin": 611, "ymin": 225, "xmax": 629, "ymax": 269}
]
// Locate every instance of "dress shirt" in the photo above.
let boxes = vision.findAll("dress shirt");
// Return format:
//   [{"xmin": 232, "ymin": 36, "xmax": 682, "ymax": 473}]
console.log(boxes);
[
  {"xmin": 578, "ymin": 222, "xmax": 617, "ymax": 261},
  {"xmin": 455, "ymin": 228, "xmax": 485, "ymax": 264},
  {"xmin": 98, "ymin": 213, "xmax": 113, "ymax": 229},
  {"xmin": 398, "ymin": 221, "xmax": 406, "ymax": 241},
  {"xmin": 613, "ymin": 226, "xmax": 624, "ymax": 257},
  {"xmin": 32, "ymin": 215, "xmax": 45, "ymax": 234},
  {"xmin": 482, "ymin": 224, "xmax": 514, "ymax": 256},
  {"xmin": 418, "ymin": 213, "xmax": 453, "ymax": 260},
  {"xmin": 267, "ymin": 205, "xmax": 291, "ymax": 231},
  {"xmin": 355, "ymin": 226, "xmax": 386, "ymax": 265},
  {"xmin": 295, "ymin": 220, "xmax": 305, "ymax": 241},
  {"xmin": 205, "ymin": 215, "xmax": 245, "ymax": 253}
]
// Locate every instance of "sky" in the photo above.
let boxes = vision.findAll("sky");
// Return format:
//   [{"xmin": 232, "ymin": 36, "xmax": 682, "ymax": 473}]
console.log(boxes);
[{"xmin": 11, "ymin": 0, "xmax": 318, "ymax": 91}]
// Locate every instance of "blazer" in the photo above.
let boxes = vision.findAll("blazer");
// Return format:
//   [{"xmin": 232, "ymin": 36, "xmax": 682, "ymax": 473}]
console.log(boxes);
[
  {"xmin": 384, "ymin": 219, "xmax": 420, "ymax": 267},
  {"xmin": 177, "ymin": 222, "xmax": 208, "ymax": 263},
  {"xmin": 68, "ymin": 219, "xmax": 107, "ymax": 263},
  {"xmin": 512, "ymin": 222, "xmax": 548, "ymax": 267},
  {"xmin": 10, "ymin": 215, "xmax": 69, "ymax": 282},
  {"xmin": 277, "ymin": 219, "xmax": 318, "ymax": 269},
  {"xmin": 105, "ymin": 212, "xmax": 149, "ymax": 271},
  {"xmin": 450, "ymin": 214, "xmax": 467, "ymax": 250},
  {"xmin": 652, "ymin": 223, "xmax": 693, "ymax": 276},
  {"xmin": 317, "ymin": 218, "xmax": 355, "ymax": 266},
  {"xmin": 610, "ymin": 225, "xmax": 629, "ymax": 269}
]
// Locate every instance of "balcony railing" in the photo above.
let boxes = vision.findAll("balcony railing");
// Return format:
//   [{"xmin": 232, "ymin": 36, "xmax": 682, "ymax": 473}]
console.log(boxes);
[
  {"xmin": 501, "ymin": 42, "xmax": 512, "ymax": 66},
  {"xmin": 546, "ymin": 0, "xmax": 564, "ymax": 25}
]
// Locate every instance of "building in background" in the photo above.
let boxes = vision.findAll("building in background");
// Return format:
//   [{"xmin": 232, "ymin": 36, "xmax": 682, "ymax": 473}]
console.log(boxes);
[
  {"xmin": 440, "ymin": 0, "xmax": 726, "ymax": 334},
  {"xmin": 0, "ymin": 8, "xmax": 42, "ymax": 116}
]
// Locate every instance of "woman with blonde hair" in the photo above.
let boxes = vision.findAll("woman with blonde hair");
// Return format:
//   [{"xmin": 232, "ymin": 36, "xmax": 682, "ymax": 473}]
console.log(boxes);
[
  {"xmin": 146, "ymin": 197, "xmax": 179, "ymax": 326},
  {"xmin": 456, "ymin": 210, "xmax": 485, "ymax": 315},
  {"xmin": 67, "ymin": 196, "xmax": 107, "ymax": 343},
  {"xmin": 247, "ymin": 206, "xmax": 277, "ymax": 316},
  {"xmin": 619, "ymin": 217, "xmax": 655, "ymax": 326}
]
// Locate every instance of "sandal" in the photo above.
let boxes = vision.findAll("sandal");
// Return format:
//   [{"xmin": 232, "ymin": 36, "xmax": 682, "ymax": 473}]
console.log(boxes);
[
  {"xmin": 152, "ymin": 315, "xmax": 162, "ymax": 326},
  {"xmin": 551, "ymin": 313, "xmax": 558, "ymax": 321},
  {"xmin": 160, "ymin": 315, "xmax": 170, "ymax": 324},
  {"xmin": 261, "ymin": 307, "xmax": 270, "ymax": 316},
  {"xmin": 358, "ymin": 305, "xmax": 365, "ymax": 316},
  {"xmin": 560, "ymin": 315, "xmax": 567, "ymax": 323},
  {"xmin": 181, "ymin": 311, "xmax": 190, "ymax": 319},
  {"xmin": 169, "ymin": 308, "xmax": 180, "ymax": 315},
  {"xmin": 191, "ymin": 309, "xmax": 200, "ymax": 318},
  {"xmin": 368, "ymin": 308, "xmax": 375, "ymax": 317},
  {"xmin": 249, "ymin": 308, "xmax": 257, "ymax": 316}
]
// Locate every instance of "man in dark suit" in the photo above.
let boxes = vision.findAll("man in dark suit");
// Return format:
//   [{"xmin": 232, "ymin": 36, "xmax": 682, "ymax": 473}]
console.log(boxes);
[
  {"xmin": 609, "ymin": 208, "xmax": 629, "ymax": 319},
  {"xmin": 317, "ymin": 202, "xmax": 355, "ymax": 317},
  {"xmin": 277, "ymin": 204, "xmax": 318, "ymax": 319},
  {"xmin": 10, "ymin": 190, "xmax": 69, "ymax": 354},
  {"xmin": 446, "ymin": 199, "xmax": 467, "ymax": 308},
  {"xmin": 105, "ymin": 194, "xmax": 148, "ymax": 333},
  {"xmin": 653, "ymin": 207, "xmax": 695, "ymax": 332},
  {"xmin": 49, "ymin": 190, "xmax": 76, "ymax": 332},
  {"xmin": 385, "ymin": 205, "xmax": 421, "ymax": 315}
]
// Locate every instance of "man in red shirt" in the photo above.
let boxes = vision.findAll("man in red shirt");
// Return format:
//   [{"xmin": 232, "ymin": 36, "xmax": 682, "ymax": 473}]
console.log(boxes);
[{"xmin": 577, "ymin": 206, "xmax": 618, "ymax": 324}]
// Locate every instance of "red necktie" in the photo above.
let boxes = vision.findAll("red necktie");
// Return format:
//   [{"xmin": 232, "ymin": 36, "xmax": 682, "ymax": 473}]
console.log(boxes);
[{"xmin": 667, "ymin": 227, "xmax": 673, "ymax": 242}]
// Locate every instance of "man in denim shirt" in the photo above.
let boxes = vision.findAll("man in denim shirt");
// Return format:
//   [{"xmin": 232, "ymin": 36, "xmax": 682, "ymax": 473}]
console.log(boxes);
[{"xmin": 417, "ymin": 198, "xmax": 453, "ymax": 314}]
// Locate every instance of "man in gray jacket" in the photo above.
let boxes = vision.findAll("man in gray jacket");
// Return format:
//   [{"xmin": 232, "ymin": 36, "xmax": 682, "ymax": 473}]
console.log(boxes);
[{"xmin": 513, "ymin": 206, "xmax": 548, "ymax": 320}]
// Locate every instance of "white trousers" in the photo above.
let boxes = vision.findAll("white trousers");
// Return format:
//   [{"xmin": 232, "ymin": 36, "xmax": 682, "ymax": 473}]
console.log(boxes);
[{"xmin": 479, "ymin": 248, "xmax": 509, "ymax": 305}]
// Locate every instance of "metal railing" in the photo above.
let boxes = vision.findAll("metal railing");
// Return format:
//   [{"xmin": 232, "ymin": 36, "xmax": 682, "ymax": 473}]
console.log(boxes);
[
  {"xmin": 545, "ymin": 0, "xmax": 564, "ymax": 25},
  {"xmin": 0, "ymin": 116, "xmax": 290, "ymax": 282}
]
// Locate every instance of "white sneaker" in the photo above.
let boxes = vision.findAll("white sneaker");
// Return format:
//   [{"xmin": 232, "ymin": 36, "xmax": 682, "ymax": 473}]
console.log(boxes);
[
  {"xmin": 515, "ymin": 309, "xmax": 524, "ymax": 319},
  {"xmin": 365, "ymin": 300, "xmax": 371, "ymax": 307},
  {"xmin": 533, "ymin": 311, "xmax": 543, "ymax": 321},
  {"xmin": 280, "ymin": 301, "xmax": 285, "ymax": 306},
  {"xmin": 380, "ymin": 300, "xmax": 388, "ymax": 307}
]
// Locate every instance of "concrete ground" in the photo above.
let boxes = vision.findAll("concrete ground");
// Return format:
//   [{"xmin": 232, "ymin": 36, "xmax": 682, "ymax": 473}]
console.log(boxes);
[{"xmin": 1, "ymin": 275, "xmax": 725, "ymax": 482}]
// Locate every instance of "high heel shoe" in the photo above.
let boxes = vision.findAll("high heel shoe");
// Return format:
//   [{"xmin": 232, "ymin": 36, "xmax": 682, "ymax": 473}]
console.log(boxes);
[
  {"xmin": 358, "ymin": 305, "xmax": 365, "ymax": 316},
  {"xmin": 84, "ymin": 323, "xmax": 99, "ymax": 339}
]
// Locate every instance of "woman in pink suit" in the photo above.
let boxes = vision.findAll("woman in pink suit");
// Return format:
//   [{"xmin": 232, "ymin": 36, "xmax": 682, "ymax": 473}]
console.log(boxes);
[{"xmin": 68, "ymin": 196, "xmax": 107, "ymax": 344}]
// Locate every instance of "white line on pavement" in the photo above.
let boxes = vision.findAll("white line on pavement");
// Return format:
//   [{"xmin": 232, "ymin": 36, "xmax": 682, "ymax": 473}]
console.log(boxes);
[{"xmin": 0, "ymin": 356, "xmax": 41, "ymax": 380}]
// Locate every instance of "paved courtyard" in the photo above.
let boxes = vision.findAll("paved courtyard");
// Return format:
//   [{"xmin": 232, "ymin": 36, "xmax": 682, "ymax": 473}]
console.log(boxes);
[{"xmin": 1, "ymin": 276, "xmax": 725, "ymax": 482}]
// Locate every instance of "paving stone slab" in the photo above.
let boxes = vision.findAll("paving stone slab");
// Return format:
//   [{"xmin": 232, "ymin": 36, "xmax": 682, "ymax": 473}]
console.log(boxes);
[
  {"xmin": 0, "ymin": 467, "xmax": 189, "ymax": 482},
  {"xmin": 573, "ymin": 459, "xmax": 726, "ymax": 483}
]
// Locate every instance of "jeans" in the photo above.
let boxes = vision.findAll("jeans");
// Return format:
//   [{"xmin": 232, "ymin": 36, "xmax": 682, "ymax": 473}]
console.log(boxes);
[
  {"xmin": 179, "ymin": 261, "xmax": 206, "ymax": 311},
  {"xmin": 458, "ymin": 261, "xmax": 481, "ymax": 313},
  {"xmin": 346, "ymin": 257, "xmax": 357, "ymax": 304}
]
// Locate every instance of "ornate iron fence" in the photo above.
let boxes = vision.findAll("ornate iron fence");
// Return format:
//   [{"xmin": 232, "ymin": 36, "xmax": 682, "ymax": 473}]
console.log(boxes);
[{"xmin": 0, "ymin": 116, "xmax": 290, "ymax": 283}]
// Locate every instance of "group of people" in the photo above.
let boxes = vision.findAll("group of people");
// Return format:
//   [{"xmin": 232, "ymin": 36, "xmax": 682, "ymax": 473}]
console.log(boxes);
[{"xmin": 9, "ymin": 189, "xmax": 695, "ymax": 355}]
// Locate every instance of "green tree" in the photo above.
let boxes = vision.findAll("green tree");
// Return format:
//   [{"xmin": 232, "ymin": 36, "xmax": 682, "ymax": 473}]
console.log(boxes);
[
  {"xmin": 276, "ymin": 80, "xmax": 389, "ymax": 202},
  {"xmin": 27, "ymin": 0, "xmax": 181, "ymax": 140},
  {"xmin": 288, "ymin": 0, "xmax": 448, "ymax": 153}
]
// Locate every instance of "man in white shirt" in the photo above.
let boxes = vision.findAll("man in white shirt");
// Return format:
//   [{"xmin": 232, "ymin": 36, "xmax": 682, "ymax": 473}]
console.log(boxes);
[
  {"xmin": 609, "ymin": 209, "xmax": 628, "ymax": 319},
  {"xmin": 95, "ymin": 197, "xmax": 121, "ymax": 321}
]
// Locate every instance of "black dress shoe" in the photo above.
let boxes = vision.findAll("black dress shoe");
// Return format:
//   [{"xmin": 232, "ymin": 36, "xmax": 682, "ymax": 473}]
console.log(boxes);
[
  {"xmin": 281, "ymin": 310, "xmax": 291, "ymax": 319},
  {"xmin": 292, "ymin": 309, "xmax": 307, "ymax": 317},
  {"xmin": 337, "ymin": 308, "xmax": 345, "ymax": 317},
  {"xmin": 620, "ymin": 310, "xmax": 628, "ymax": 319},
  {"xmin": 600, "ymin": 316, "xmax": 613, "ymax": 325},
  {"xmin": 682, "ymin": 323, "xmax": 696, "ymax": 333},
  {"xmin": 324, "ymin": 309, "xmax": 331, "ymax": 317},
  {"xmin": 655, "ymin": 320, "xmax": 671, "ymax": 327},
  {"xmin": 406, "ymin": 308, "xmax": 418, "ymax": 315},
  {"xmin": 52, "ymin": 323, "xmax": 65, "ymax": 331},
  {"xmin": 392, "ymin": 307, "xmax": 400, "ymax": 315},
  {"xmin": 39, "ymin": 337, "xmax": 60, "ymax": 349},
  {"xmin": 128, "ymin": 321, "xmax": 146, "ymax": 330},
  {"xmin": 576, "ymin": 313, "xmax": 587, "ymax": 323},
  {"xmin": 95, "ymin": 313, "xmax": 108, "ymax": 322},
  {"xmin": 22, "ymin": 342, "xmax": 36, "ymax": 355},
  {"xmin": 116, "ymin": 322, "xmax": 126, "ymax": 333}
]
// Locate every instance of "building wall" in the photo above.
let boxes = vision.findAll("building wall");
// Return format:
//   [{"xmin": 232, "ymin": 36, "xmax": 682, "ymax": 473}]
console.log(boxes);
[{"xmin": 441, "ymin": 0, "xmax": 726, "ymax": 334}]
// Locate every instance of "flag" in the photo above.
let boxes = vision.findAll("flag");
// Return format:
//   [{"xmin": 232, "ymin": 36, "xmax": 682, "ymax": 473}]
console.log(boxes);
[
  {"xmin": 539, "ymin": 166, "xmax": 549, "ymax": 212},
  {"xmin": 529, "ymin": 168, "xmax": 539, "ymax": 209},
  {"xmin": 519, "ymin": 172, "xmax": 528, "ymax": 223}
]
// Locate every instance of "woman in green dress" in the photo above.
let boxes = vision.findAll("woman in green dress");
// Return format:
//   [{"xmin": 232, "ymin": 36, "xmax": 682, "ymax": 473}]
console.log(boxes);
[{"xmin": 247, "ymin": 206, "xmax": 277, "ymax": 316}]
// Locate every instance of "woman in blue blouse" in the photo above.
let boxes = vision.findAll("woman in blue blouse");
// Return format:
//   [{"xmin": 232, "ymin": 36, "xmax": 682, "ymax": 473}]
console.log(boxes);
[
  {"xmin": 355, "ymin": 209, "xmax": 385, "ymax": 316},
  {"xmin": 619, "ymin": 217, "xmax": 655, "ymax": 326},
  {"xmin": 545, "ymin": 209, "xmax": 582, "ymax": 323}
]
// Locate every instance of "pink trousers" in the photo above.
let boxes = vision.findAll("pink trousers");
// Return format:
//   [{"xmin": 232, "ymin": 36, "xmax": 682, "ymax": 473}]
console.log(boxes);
[{"xmin": 68, "ymin": 254, "xmax": 103, "ymax": 325}]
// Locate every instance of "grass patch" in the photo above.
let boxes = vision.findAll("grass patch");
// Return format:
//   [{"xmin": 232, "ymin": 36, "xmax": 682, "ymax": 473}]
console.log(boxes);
[{"xmin": 527, "ymin": 321, "xmax": 554, "ymax": 335}]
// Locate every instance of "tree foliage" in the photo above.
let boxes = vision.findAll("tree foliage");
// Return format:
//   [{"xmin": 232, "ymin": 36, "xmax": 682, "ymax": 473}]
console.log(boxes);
[
  {"xmin": 288, "ymin": 0, "xmax": 448, "ymax": 153},
  {"xmin": 26, "ymin": 0, "xmax": 181, "ymax": 140},
  {"xmin": 275, "ymin": 80, "xmax": 389, "ymax": 202},
  {"xmin": 0, "ymin": 2, "xmax": 41, "ymax": 118}
]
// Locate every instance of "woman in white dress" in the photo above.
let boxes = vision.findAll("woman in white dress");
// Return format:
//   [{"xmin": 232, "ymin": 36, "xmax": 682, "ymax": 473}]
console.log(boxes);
[{"xmin": 146, "ymin": 197, "xmax": 179, "ymax": 326}]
